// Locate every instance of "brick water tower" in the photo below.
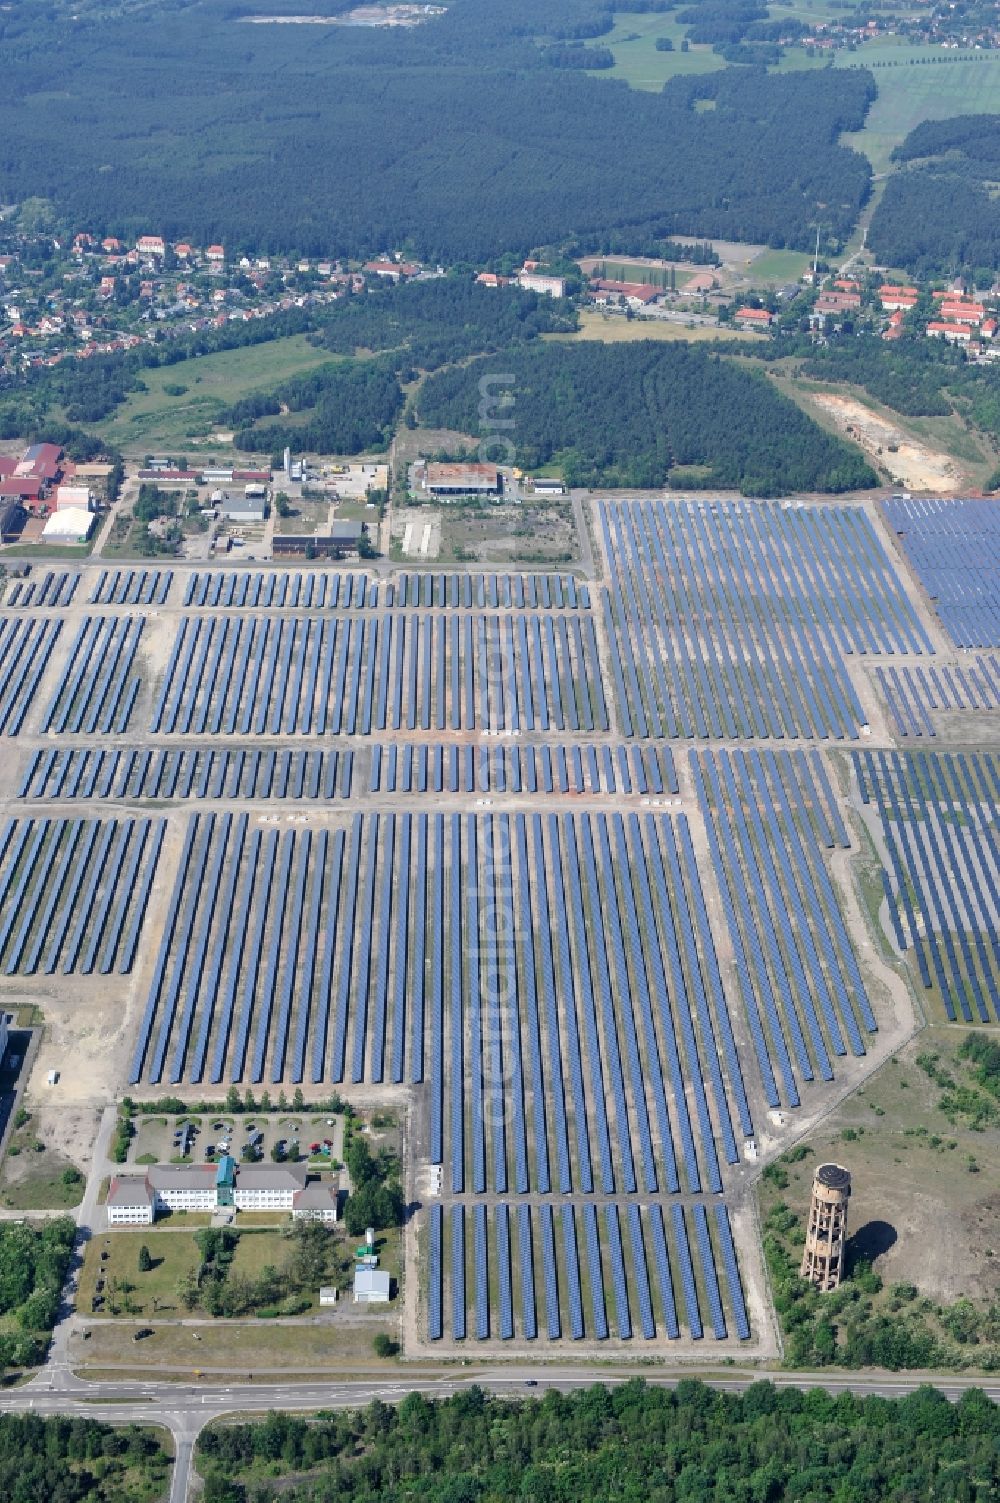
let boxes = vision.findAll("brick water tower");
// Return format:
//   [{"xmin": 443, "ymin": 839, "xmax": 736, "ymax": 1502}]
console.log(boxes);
[{"xmin": 800, "ymin": 1162, "xmax": 851, "ymax": 1291}]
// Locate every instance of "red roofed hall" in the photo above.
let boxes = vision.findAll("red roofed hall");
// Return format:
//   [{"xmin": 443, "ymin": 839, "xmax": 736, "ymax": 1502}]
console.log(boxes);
[{"xmin": 735, "ymin": 307, "xmax": 773, "ymax": 329}]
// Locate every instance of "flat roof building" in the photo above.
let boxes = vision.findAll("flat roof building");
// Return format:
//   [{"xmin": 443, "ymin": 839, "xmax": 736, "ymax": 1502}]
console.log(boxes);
[
  {"xmin": 354, "ymin": 1267, "xmax": 392, "ymax": 1303},
  {"xmin": 416, "ymin": 462, "xmax": 501, "ymax": 496},
  {"xmin": 41, "ymin": 507, "xmax": 94, "ymax": 543}
]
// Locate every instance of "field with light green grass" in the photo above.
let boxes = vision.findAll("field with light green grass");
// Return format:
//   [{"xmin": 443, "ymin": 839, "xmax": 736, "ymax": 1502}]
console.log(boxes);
[
  {"xmin": 835, "ymin": 46, "xmax": 1000, "ymax": 173},
  {"xmin": 747, "ymin": 248, "xmax": 813, "ymax": 284},
  {"xmin": 774, "ymin": 42, "xmax": 1000, "ymax": 171},
  {"xmin": 585, "ymin": 12, "xmax": 725, "ymax": 88},
  {"xmin": 99, "ymin": 334, "xmax": 335, "ymax": 455}
]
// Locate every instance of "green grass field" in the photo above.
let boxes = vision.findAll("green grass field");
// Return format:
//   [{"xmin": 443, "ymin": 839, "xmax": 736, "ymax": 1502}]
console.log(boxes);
[
  {"xmin": 546, "ymin": 310, "xmax": 766, "ymax": 344},
  {"xmin": 100, "ymin": 334, "xmax": 334, "ymax": 455},
  {"xmin": 586, "ymin": 13, "xmax": 725, "ymax": 88},
  {"xmin": 748, "ymin": 248, "xmax": 813, "ymax": 283}
]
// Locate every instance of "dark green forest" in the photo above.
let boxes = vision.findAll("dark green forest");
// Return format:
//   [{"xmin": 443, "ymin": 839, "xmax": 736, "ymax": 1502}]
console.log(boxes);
[
  {"xmin": 0, "ymin": 1414, "xmax": 170, "ymax": 1503},
  {"xmin": 0, "ymin": 0, "xmax": 873, "ymax": 259},
  {"xmin": 196, "ymin": 1380, "xmax": 1000, "ymax": 1503},
  {"xmin": 232, "ymin": 361, "xmax": 403, "ymax": 456},
  {"xmin": 869, "ymin": 115, "xmax": 1000, "ymax": 277},
  {"xmin": 416, "ymin": 340, "xmax": 876, "ymax": 494}
]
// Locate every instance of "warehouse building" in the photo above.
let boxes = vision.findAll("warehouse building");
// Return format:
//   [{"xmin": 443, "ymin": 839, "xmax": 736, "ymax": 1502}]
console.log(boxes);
[
  {"xmin": 41, "ymin": 507, "xmax": 94, "ymax": 543},
  {"xmin": 415, "ymin": 461, "xmax": 501, "ymax": 497},
  {"xmin": 353, "ymin": 1267, "xmax": 392, "ymax": 1304}
]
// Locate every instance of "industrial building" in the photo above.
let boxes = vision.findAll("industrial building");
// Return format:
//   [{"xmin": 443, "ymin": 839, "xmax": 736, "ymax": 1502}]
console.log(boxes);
[
  {"xmin": 41, "ymin": 507, "xmax": 94, "ymax": 543},
  {"xmin": 0, "ymin": 501, "xmax": 27, "ymax": 543},
  {"xmin": 415, "ymin": 462, "xmax": 501, "ymax": 497},
  {"xmin": 353, "ymin": 1267, "xmax": 392, "ymax": 1304},
  {"xmin": 272, "ymin": 519, "xmax": 364, "ymax": 559},
  {"xmin": 214, "ymin": 489, "xmax": 267, "ymax": 524}
]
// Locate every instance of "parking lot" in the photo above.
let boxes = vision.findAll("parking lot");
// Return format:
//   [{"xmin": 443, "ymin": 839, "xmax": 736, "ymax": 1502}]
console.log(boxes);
[{"xmin": 127, "ymin": 1111, "xmax": 346, "ymax": 1170}]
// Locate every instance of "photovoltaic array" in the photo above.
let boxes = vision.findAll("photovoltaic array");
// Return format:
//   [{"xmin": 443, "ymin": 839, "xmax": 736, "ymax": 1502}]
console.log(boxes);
[
  {"xmin": 0, "ymin": 619, "xmax": 63, "ymax": 735},
  {"xmin": 693, "ymin": 749, "xmax": 874, "ymax": 1110},
  {"xmin": 19, "ymin": 746, "xmax": 355, "ymax": 803},
  {"xmin": 883, "ymin": 496, "xmax": 1000, "ymax": 648},
  {"xmin": 5, "ymin": 570, "xmax": 78, "ymax": 608},
  {"xmin": 8, "ymin": 500, "xmax": 929, "ymax": 1354},
  {"xmin": 599, "ymin": 497, "xmax": 930, "ymax": 739},
  {"xmin": 131, "ymin": 811, "xmax": 748, "ymax": 1195},
  {"xmin": 151, "ymin": 612, "xmax": 607, "ymax": 735},
  {"xmin": 428, "ymin": 1200, "xmax": 750, "ymax": 1345},
  {"xmin": 855, "ymin": 750, "xmax": 1000, "ymax": 1024},
  {"xmin": 876, "ymin": 656, "xmax": 1000, "ymax": 739},
  {"xmin": 42, "ymin": 615, "xmax": 145, "ymax": 734}
]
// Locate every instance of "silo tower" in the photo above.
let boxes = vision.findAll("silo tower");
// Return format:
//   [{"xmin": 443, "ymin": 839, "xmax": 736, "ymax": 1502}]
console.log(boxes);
[{"xmin": 800, "ymin": 1162, "xmax": 851, "ymax": 1291}]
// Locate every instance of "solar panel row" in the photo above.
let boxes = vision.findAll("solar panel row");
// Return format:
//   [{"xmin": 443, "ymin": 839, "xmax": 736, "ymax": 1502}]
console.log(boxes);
[
  {"xmin": 6, "ymin": 570, "xmax": 78, "ymax": 608},
  {"xmin": 369, "ymin": 740, "xmax": 677, "ymax": 796},
  {"xmin": 19, "ymin": 746, "xmax": 354, "ymax": 802},
  {"xmin": 693, "ymin": 749, "xmax": 875, "ymax": 1109},
  {"xmin": 42, "ymin": 615, "xmax": 143, "ymax": 735},
  {"xmin": 599, "ymin": 497, "xmax": 926, "ymax": 740},
  {"xmin": 884, "ymin": 497, "xmax": 1000, "ymax": 649}
]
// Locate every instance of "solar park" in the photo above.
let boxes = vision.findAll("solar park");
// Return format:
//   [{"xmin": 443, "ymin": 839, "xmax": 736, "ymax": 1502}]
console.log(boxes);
[{"xmin": 2, "ymin": 490, "xmax": 997, "ymax": 1357}]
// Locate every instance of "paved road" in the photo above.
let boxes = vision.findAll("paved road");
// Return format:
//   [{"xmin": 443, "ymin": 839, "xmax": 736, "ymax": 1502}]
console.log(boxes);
[{"xmin": 7, "ymin": 1364, "xmax": 1000, "ymax": 1501}]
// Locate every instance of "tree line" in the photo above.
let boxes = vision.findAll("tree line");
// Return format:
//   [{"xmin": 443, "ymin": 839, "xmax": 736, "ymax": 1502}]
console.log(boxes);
[
  {"xmin": 869, "ymin": 114, "xmax": 1000, "ymax": 277},
  {"xmin": 0, "ymin": 1219, "xmax": 75, "ymax": 1374}
]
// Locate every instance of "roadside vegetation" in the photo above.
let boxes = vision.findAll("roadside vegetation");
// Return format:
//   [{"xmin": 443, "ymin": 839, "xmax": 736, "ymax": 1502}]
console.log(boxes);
[
  {"xmin": 0, "ymin": 1414, "xmax": 171, "ymax": 1503},
  {"xmin": 0, "ymin": 1218, "xmax": 75, "ymax": 1374},
  {"xmin": 195, "ymin": 1379, "xmax": 1000, "ymax": 1503}
]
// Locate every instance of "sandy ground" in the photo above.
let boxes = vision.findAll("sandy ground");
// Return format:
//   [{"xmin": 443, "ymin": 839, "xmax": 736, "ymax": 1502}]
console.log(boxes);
[
  {"xmin": 10, "ymin": 1103, "xmax": 100, "ymax": 1180},
  {"xmin": 810, "ymin": 393, "xmax": 964, "ymax": 493}
]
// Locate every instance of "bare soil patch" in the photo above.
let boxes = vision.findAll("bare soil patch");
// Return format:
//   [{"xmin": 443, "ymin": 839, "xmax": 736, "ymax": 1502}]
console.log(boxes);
[{"xmin": 809, "ymin": 392, "xmax": 964, "ymax": 493}]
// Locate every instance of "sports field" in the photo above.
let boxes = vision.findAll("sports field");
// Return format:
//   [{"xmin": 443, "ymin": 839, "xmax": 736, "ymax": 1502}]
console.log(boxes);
[{"xmin": 99, "ymin": 334, "xmax": 334, "ymax": 455}]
